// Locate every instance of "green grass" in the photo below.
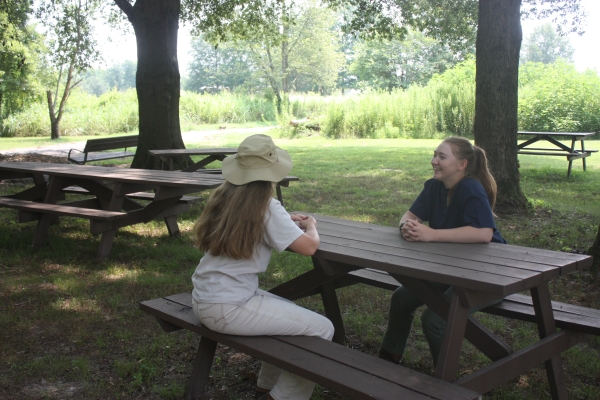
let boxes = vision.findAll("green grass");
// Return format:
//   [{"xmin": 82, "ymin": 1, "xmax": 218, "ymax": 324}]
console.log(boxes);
[{"xmin": 0, "ymin": 135, "xmax": 599, "ymax": 399}]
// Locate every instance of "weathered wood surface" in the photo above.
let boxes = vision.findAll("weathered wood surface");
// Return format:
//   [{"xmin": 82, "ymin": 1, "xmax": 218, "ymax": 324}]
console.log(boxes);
[{"xmin": 140, "ymin": 293, "xmax": 481, "ymax": 400}]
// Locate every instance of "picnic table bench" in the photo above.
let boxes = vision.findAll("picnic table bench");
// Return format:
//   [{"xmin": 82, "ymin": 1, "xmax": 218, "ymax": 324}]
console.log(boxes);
[
  {"xmin": 140, "ymin": 293, "xmax": 481, "ymax": 400},
  {"xmin": 68, "ymin": 135, "xmax": 138, "ymax": 164},
  {"xmin": 517, "ymin": 131, "xmax": 597, "ymax": 177}
]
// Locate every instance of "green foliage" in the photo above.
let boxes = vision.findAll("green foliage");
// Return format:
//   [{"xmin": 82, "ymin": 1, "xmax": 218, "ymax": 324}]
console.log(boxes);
[
  {"xmin": 349, "ymin": 31, "xmax": 466, "ymax": 91},
  {"xmin": 521, "ymin": 23, "xmax": 574, "ymax": 65},
  {"xmin": 184, "ymin": 36, "xmax": 254, "ymax": 92},
  {"xmin": 0, "ymin": 19, "xmax": 46, "ymax": 121},
  {"xmin": 179, "ymin": 90, "xmax": 276, "ymax": 124},
  {"xmin": 518, "ymin": 60, "xmax": 600, "ymax": 132},
  {"xmin": 81, "ymin": 60, "xmax": 137, "ymax": 96},
  {"xmin": 2, "ymin": 89, "xmax": 138, "ymax": 137}
]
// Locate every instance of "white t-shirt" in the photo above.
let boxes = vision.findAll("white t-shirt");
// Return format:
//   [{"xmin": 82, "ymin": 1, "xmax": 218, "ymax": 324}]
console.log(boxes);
[{"xmin": 191, "ymin": 198, "xmax": 304, "ymax": 305}]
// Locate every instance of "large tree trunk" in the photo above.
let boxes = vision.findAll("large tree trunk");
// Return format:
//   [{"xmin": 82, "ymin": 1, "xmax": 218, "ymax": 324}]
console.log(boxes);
[
  {"xmin": 473, "ymin": 0, "xmax": 529, "ymax": 212},
  {"xmin": 115, "ymin": 0, "xmax": 188, "ymax": 170}
]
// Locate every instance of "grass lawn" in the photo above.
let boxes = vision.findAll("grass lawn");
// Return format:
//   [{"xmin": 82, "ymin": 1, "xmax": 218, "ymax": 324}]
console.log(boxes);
[{"xmin": 1, "ymin": 134, "xmax": 599, "ymax": 399}]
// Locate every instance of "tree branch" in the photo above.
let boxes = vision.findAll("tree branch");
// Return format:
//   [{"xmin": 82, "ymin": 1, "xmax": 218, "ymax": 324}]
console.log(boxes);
[{"xmin": 113, "ymin": 0, "xmax": 135, "ymax": 22}]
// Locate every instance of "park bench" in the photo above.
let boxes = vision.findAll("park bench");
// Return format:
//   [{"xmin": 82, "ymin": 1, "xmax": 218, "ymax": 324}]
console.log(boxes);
[
  {"xmin": 140, "ymin": 293, "xmax": 481, "ymax": 400},
  {"xmin": 343, "ymin": 269, "xmax": 600, "ymax": 336},
  {"xmin": 67, "ymin": 135, "xmax": 138, "ymax": 165}
]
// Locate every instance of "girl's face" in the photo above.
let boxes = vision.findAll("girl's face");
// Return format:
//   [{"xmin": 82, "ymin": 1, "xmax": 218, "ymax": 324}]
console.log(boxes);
[{"xmin": 431, "ymin": 142, "xmax": 467, "ymax": 188}]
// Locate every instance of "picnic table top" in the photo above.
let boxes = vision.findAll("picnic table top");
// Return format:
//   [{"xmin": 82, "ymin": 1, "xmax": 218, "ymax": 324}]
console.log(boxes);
[
  {"xmin": 306, "ymin": 213, "xmax": 592, "ymax": 297},
  {"xmin": 148, "ymin": 148, "xmax": 237, "ymax": 157},
  {"xmin": 518, "ymin": 131, "xmax": 596, "ymax": 138},
  {"xmin": 0, "ymin": 162, "xmax": 225, "ymax": 189}
]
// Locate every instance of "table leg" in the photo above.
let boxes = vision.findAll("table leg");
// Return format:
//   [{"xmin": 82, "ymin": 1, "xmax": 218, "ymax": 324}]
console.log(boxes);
[
  {"xmin": 32, "ymin": 176, "xmax": 64, "ymax": 247},
  {"xmin": 97, "ymin": 183, "xmax": 127, "ymax": 259},
  {"xmin": 531, "ymin": 282, "xmax": 568, "ymax": 400},
  {"xmin": 182, "ymin": 156, "xmax": 221, "ymax": 172},
  {"xmin": 580, "ymin": 139, "xmax": 587, "ymax": 171},
  {"xmin": 435, "ymin": 291, "xmax": 469, "ymax": 381},
  {"xmin": 185, "ymin": 335, "xmax": 218, "ymax": 400},
  {"xmin": 567, "ymin": 137, "xmax": 576, "ymax": 177}
]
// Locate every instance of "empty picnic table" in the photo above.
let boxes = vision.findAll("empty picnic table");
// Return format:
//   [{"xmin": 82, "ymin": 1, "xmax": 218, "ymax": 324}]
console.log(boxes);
[
  {"xmin": 517, "ymin": 131, "xmax": 597, "ymax": 177},
  {"xmin": 0, "ymin": 162, "xmax": 224, "ymax": 258},
  {"xmin": 268, "ymin": 213, "xmax": 594, "ymax": 399},
  {"xmin": 148, "ymin": 148, "xmax": 299, "ymax": 205}
]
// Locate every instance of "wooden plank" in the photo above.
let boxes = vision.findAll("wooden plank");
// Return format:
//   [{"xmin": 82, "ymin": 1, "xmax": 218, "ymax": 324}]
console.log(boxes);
[
  {"xmin": 317, "ymin": 225, "xmax": 556, "ymax": 279},
  {"xmin": 0, "ymin": 162, "xmax": 225, "ymax": 189},
  {"xmin": 483, "ymin": 294, "xmax": 600, "ymax": 336},
  {"xmin": 142, "ymin": 295, "xmax": 480, "ymax": 400},
  {"xmin": 305, "ymin": 214, "xmax": 589, "ymax": 272},
  {"xmin": 83, "ymin": 135, "xmax": 138, "ymax": 151},
  {"xmin": 0, "ymin": 197, "xmax": 125, "ymax": 220},
  {"xmin": 62, "ymin": 185, "xmax": 203, "ymax": 204}
]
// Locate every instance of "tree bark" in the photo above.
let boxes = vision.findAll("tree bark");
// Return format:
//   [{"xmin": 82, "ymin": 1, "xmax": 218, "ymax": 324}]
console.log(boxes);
[
  {"xmin": 589, "ymin": 225, "xmax": 600, "ymax": 274},
  {"xmin": 473, "ymin": 0, "xmax": 529, "ymax": 212},
  {"xmin": 46, "ymin": 91, "xmax": 61, "ymax": 139},
  {"xmin": 115, "ymin": 0, "xmax": 189, "ymax": 170}
]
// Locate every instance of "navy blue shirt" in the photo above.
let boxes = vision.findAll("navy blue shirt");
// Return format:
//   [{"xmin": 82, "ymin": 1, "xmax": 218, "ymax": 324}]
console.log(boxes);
[{"xmin": 409, "ymin": 177, "xmax": 507, "ymax": 244}]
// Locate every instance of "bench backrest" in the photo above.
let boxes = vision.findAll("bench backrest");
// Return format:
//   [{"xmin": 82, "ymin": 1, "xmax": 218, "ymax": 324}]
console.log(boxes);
[{"xmin": 83, "ymin": 135, "xmax": 139, "ymax": 152}]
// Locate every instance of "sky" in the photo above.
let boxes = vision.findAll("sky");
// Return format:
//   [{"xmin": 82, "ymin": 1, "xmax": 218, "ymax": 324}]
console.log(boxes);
[{"xmin": 96, "ymin": 0, "xmax": 600, "ymax": 77}]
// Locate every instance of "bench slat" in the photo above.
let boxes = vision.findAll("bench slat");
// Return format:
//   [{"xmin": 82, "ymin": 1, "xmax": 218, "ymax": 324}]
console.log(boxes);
[
  {"xmin": 0, "ymin": 197, "xmax": 126, "ymax": 220},
  {"xmin": 141, "ymin": 295, "xmax": 479, "ymax": 400},
  {"xmin": 62, "ymin": 186, "xmax": 202, "ymax": 204},
  {"xmin": 347, "ymin": 269, "xmax": 600, "ymax": 336},
  {"xmin": 83, "ymin": 135, "xmax": 138, "ymax": 152}
]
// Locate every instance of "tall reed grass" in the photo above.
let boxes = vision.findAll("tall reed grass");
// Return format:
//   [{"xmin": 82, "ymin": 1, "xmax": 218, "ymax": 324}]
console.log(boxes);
[{"xmin": 3, "ymin": 59, "xmax": 599, "ymax": 139}]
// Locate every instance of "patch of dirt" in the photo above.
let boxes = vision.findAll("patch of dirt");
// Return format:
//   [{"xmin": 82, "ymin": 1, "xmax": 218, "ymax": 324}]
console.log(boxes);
[{"xmin": 0, "ymin": 153, "xmax": 69, "ymax": 164}]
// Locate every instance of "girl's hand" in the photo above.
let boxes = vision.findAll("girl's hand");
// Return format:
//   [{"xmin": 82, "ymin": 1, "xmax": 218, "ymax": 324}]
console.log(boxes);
[
  {"xmin": 291, "ymin": 213, "xmax": 309, "ymax": 222},
  {"xmin": 296, "ymin": 215, "xmax": 317, "ymax": 231},
  {"xmin": 402, "ymin": 220, "xmax": 435, "ymax": 242}
]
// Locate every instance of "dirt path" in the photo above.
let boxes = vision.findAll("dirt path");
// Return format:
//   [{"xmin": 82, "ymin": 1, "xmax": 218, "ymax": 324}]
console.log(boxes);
[{"xmin": 2, "ymin": 126, "xmax": 276, "ymax": 157}]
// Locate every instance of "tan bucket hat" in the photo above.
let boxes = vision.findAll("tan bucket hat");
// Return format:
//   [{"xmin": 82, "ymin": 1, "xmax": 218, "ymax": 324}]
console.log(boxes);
[{"xmin": 222, "ymin": 134, "xmax": 292, "ymax": 185}]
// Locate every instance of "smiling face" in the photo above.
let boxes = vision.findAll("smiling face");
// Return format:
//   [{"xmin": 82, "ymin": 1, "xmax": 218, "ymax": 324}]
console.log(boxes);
[{"xmin": 431, "ymin": 142, "xmax": 468, "ymax": 188}]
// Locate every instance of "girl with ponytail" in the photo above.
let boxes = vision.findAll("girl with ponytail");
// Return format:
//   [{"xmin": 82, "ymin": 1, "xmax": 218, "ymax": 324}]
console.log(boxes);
[{"xmin": 378, "ymin": 136, "xmax": 506, "ymax": 367}]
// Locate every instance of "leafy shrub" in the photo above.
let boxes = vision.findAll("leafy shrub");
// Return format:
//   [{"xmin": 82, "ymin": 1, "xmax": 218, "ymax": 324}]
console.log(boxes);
[{"xmin": 518, "ymin": 60, "xmax": 600, "ymax": 133}]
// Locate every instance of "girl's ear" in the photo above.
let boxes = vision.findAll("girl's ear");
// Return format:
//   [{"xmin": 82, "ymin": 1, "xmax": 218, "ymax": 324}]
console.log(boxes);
[{"xmin": 458, "ymin": 159, "xmax": 468, "ymax": 171}]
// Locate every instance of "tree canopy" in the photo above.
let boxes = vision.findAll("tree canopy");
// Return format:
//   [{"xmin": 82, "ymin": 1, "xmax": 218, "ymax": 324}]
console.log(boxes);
[{"xmin": 521, "ymin": 22, "xmax": 574, "ymax": 64}]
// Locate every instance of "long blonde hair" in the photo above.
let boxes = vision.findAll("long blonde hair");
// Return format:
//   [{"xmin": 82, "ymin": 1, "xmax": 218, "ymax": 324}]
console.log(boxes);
[
  {"xmin": 194, "ymin": 181, "xmax": 274, "ymax": 259},
  {"xmin": 443, "ymin": 137, "xmax": 498, "ymax": 211}
]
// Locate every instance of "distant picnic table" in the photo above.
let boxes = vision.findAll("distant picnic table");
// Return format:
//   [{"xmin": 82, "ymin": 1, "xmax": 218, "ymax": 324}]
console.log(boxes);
[
  {"xmin": 517, "ymin": 131, "xmax": 597, "ymax": 177},
  {"xmin": 148, "ymin": 148, "xmax": 299, "ymax": 205},
  {"xmin": 0, "ymin": 162, "xmax": 224, "ymax": 258}
]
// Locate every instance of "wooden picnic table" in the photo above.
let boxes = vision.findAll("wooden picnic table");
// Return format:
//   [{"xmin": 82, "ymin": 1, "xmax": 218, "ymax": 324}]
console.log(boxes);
[
  {"xmin": 268, "ymin": 213, "xmax": 594, "ymax": 399},
  {"xmin": 148, "ymin": 148, "xmax": 237, "ymax": 172},
  {"xmin": 148, "ymin": 148, "xmax": 299, "ymax": 205},
  {"xmin": 517, "ymin": 131, "xmax": 597, "ymax": 177},
  {"xmin": 0, "ymin": 162, "xmax": 224, "ymax": 258}
]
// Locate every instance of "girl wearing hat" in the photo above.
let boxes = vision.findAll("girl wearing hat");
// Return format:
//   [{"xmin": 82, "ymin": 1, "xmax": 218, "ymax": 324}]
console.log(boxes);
[
  {"xmin": 191, "ymin": 134, "xmax": 334, "ymax": 400},
  {"xmin": 379, "ymin": 136, "xmax": 506, "ymax": 366}
]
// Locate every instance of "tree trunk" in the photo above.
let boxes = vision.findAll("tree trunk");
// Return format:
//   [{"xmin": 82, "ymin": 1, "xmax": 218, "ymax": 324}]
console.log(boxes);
[
  {"xmin": 589, "ymin": 225, "xmax": 600, "ymax": 274},
  {"xmin": 473, "ymin": 0, "xmax": 529, "ymax": 213},
  {"xmin": 116, "ymin": 0, "xmax": 188, "ymax": 170},
  {"xmin": 46, "ymin": 90, "xmax": 61, "ymax": 140}
]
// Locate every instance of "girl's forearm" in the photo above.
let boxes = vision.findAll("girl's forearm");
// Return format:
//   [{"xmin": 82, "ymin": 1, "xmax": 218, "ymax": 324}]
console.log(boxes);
[{"xmin": 432, "ymin": 226, "xmax": 493, "ymax": 243}]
